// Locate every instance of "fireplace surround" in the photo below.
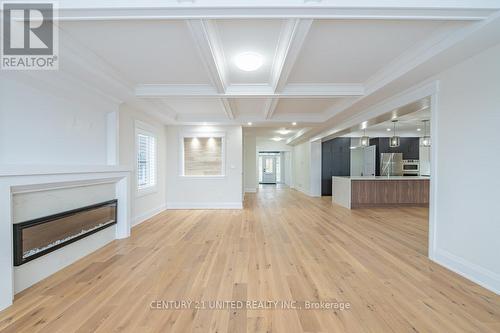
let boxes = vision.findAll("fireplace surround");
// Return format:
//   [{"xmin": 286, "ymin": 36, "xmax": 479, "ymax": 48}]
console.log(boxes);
[
  {"xmin": 0, "ymin": 165, "xmax": 132, "ymax": 311},
  {"xmin": 13, "ymin": 199, "xmax": 118, "ymax": 266}
]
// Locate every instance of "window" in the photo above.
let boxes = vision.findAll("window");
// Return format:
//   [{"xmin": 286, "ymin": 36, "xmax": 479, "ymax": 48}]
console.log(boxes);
[
  {"xmin": 182, "ymin": 135, "xmax": 224, "ymax": 176},
  {"xmin": 136, "ymin": 129, "xmax": 156, "ymax": 190}
]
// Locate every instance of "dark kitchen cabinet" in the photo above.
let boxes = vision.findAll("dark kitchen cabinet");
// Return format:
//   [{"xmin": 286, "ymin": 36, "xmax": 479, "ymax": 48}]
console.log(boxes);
[
  {"xmin": 321, "ymin": 138, "xmax": 351, "ymax": 196},
  {"xmin": 370, "ymin": 137, "xmax": 420, "ymax": 176}
]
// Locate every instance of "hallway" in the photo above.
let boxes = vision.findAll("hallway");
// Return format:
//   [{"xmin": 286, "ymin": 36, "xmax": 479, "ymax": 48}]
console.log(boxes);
[{"xmin": 1, "ymin": 187, "xmax": 499, "ymax": 332}]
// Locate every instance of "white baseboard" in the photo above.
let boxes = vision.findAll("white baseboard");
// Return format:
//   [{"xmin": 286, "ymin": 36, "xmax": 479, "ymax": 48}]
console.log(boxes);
[
  {"xmin": 166, "ymin": 202, "xmax": 243, "ymax": 210},
  {"xmin": 292, "ymin": 186, "xmax": 312, "ymax": 197},
  {"xmin": 244, "ymin": 187, "xmax": 257, "ymax": 193},
  {"xmin": 132, "ymin": 204, "xmax": 166, "ymax": 227},
  {"xmin": 433, "ymin": 248, "xmax": 500, "ymax": 295}
]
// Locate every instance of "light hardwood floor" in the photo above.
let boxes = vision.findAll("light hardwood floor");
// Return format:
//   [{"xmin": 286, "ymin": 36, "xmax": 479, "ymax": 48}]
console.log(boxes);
[{"xmin": 1, "ymin": 186, "xmax": 499, "ymax": 332}]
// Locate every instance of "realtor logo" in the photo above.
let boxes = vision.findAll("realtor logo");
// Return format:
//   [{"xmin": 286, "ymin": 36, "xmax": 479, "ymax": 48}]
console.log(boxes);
[{"xmin": 1, "ymin": 2, "xmax": 58, "ymax": 70}]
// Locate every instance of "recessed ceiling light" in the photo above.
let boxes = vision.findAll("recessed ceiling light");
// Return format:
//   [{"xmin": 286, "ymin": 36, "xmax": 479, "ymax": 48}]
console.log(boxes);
[
  {"xmin": 271, "ymin": 137, "xmax": 283, "ymax": 142},
  {"xmin": 277, "ymin": 129, "xmax": 291, "ymax": 135},
  {"xmin": 386, "ymin": 128, "xmax": 391, "ymax": 131},
  {"xmin": 417, "ymin": 128, "xmax": 421, "ymax": 131},
  {"xmin": 292, "ymin": 122, "xmax": 297, "ymax": 126},
  {"xmin": 247, "ymin": 122, "xmax": 252, "ymax": 126},
  {"xmin": 234, "ymin": 52, "xmax": 263, "ymax": 71}
]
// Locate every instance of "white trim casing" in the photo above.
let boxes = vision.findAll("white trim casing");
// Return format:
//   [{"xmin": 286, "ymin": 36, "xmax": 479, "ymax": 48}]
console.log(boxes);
[
  {"xmin": 135, "ymin": 121, "xmax": 159, "ymax": 196},
  {"xmin": 179, "ymin": 131, "xmax": 226, "ymax": 178}
]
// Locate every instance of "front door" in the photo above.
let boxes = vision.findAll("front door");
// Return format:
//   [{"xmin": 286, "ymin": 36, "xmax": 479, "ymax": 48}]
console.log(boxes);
[{"xmin": 262, "ymin": 156, "xmax": 277, "ymax": 184}]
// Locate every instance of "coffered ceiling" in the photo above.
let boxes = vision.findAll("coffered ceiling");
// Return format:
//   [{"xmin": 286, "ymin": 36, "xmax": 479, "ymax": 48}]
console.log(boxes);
[{"xmin": 12, "ymin": 1, "xmax": 500, "ymax": 144}]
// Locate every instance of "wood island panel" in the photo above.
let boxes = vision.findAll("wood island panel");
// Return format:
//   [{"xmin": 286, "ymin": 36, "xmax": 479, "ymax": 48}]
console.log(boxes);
[{"xmin": 351, "ymin": 179, "xmax": 429, "ymax": 208}]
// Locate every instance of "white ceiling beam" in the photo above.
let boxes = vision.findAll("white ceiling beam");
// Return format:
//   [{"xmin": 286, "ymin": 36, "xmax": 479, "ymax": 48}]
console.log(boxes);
[
  {"xmin": 187, "ymin": 20, "xmax": 228, "ymax": 93},
  {"xmin": 263, "ymin": 19, "xmax": 313, "ymax": 119},
  {"xmin": 52, "ymin": 2, "xmax": 498, "ymax": 21},
  {"xmin": 271, "ymin": 19, "xmax": 313, "ymax": 92},
  {"xmin": 219, "ymin": 98, "xmax": 235, "ymax": 120},
  {"xmin": 262, "ymin": 98, "xmax": 280, "ymax": 120},
  {"xmin": 187, "ymin": 19, "xmax": 236, "ymax": 120},
  {"xmin": 135, "ymin": 83, "xmax": 365, "ymax": 98}
]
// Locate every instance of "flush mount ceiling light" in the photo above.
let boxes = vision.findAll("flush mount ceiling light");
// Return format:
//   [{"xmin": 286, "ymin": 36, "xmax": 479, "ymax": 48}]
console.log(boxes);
[
  {"xmin": 247, "ymin": 122, "xmax": 253, "ymax": 126},
  {"xmin": 277, "ymin": 128, "xmax": 291, "ymax": 135},
  {"xmin": 292, "ymin": 122, "xmax": 297, "ymax": 126},
  {"xmin": 386, "ymin": 128, "xmax": 391, "ymax": 131},
  {"xmin": 389, "ymin": 120, "xmax": 400, "ymax": 148},
  {"xmin": 271, "ymin": 137, "xmax": 283, "ymax": 142},
  {"xmin": 234, "ymin": 52, "xmax": 263, "ymax": 71}
]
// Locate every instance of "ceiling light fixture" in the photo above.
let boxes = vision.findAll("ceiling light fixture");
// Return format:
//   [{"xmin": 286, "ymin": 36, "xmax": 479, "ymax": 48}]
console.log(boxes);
[
  {"xmin": 271, "ymin": 137, "xmax": 283, "ymax": 142},
  {"xmin": 247, "ymin": 122, "xmax": 253, "ymax": 126},
  {"xmin": 360, "ymin": 128, "xmax": 370, "ymax": 148},
  {"xmin": 277, "ymin": 128, "xmax": 291, "ymax": 135},
  {"xmin": 421, "ymin": 120, "xmax": 431, "ymax": 147},
  {"xmin": 389, "ymin": 120, "xmax": 400, "ymax": 148},
  {"xmin": 386, "ymin": 128, "xmax": 391, "ymax": 132},
  {"xmin": 292, "ymin": 122, "xmax": 297, "ymax": 126},
  {"xmin": 234, "ymin": 52, "xmax": 263, "ymax": 71},
  {"xmin": 417, "ymin": 128, "xmax": 421, "ymax": 131}
]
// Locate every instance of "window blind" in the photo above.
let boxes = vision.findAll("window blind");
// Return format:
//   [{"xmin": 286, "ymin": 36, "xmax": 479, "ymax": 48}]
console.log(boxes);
[{"xmin": 137, "ymin": 133, "xmax": 156, "ymax": 189}]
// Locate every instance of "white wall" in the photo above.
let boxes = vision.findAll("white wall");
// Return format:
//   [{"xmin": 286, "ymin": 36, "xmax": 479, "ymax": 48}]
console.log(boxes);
[
  {"xmin": 309, "ymin": 141, "xmax": 322, "ymax": 197},
  {"xmin": 0, "ymin": 78, "xmax": 114, "ymax": 165},
  {"xmin": 243, "ymin": 135, "xmax": 257, "ymax": 193},
  {"xmin": 165, "ymin": 125, "xmax": 243, "ymax": 209},
  {"xmin": 431, "ymin": 43, "xmax": 500, "ymax": 294},
  {"xmin": 256, "ymin": 138, "xmax": 292, "ymax": 152},
  {"xmin": 284, "ymin": 151, "xmax": 292, "ymax": 186},
  {"xmin": 118, "ymin": 104, "xmax": 167, "ymax": 225},
  {"xmin": 292, "ymin": 141, "xmax": 311, "ymax": 195}
]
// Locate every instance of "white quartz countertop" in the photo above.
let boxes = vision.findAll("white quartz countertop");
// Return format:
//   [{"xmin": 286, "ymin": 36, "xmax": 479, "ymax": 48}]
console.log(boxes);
[{"xmin": 333, "ymin": 176, "xmax": 430, "ymax": 181}]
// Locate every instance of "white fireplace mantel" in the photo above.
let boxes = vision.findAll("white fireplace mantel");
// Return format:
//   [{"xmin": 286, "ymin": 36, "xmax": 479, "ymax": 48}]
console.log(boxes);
[{"xmin": 0, "ymin": 165, "xmax": 133, "ymax": 311}]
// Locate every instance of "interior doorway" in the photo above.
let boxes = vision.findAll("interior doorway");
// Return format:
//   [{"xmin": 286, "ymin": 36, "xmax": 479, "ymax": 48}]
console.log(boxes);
[{"xmin": 258, "ymin": 152, "xmax": 282, "ymax": 185}]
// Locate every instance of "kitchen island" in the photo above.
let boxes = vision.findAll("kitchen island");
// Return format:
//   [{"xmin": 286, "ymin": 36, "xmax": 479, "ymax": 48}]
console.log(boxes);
[{"xmin": 332, "ymin": 176, "xmax": 430, "ymax": 209}]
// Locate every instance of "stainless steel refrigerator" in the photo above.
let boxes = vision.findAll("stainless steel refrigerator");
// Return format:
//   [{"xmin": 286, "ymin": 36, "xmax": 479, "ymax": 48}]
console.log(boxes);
[{"xmin": 380, "ymin": 153, "xmax": 403, "ymax": 176}]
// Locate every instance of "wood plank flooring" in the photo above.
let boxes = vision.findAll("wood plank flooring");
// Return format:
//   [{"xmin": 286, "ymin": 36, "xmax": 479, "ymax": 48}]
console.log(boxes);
[{"xmin": 1, "ymin": 186, "xmax": 499, "ymax": 332}]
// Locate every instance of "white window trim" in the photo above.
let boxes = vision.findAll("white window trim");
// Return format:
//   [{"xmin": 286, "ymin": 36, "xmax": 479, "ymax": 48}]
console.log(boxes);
[
  {"xmin": 135, "ymin": 121, "xmax": 158, "ymax": 197},
  {"xmin": 179, "ymin": 131, "xmax": 226, "ymax": 179}
]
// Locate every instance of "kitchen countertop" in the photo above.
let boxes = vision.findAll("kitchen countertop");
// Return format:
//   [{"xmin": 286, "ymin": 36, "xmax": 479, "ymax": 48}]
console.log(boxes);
[{"xmin": 333, "ymin": 176, "xmax": 430, "ymax": 181}]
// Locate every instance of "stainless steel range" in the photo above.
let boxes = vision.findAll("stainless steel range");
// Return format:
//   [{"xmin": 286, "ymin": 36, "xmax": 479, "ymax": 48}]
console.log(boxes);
[{"xmin": 402, "ymin": 159, "xmax": 420, "ymax": 176}]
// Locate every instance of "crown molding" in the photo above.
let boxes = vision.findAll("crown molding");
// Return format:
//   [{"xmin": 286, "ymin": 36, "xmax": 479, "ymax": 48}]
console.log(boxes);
[{"xmin": 52, "ymin": 1, "xmax": 497, "ymax": 21}]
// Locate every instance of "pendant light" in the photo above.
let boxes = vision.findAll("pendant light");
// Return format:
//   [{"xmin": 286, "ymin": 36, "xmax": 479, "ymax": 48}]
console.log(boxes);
[
  {"xmin": 421, "ymin": 119, "xmax": 431, "ymax": 147},
  {"xmin": 389, "ymin": 120, "xmax": 400, "ymax": 148},
  {"xmin": 360, "ymin": 128, "xmax": 370, "ymax": 147}
]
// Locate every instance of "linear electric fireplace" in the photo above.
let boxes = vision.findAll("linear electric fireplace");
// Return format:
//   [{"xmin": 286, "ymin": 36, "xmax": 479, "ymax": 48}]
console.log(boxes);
[{"xmin": 13, "ymin": 199, "xmax": 117, "ymax": 266}]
